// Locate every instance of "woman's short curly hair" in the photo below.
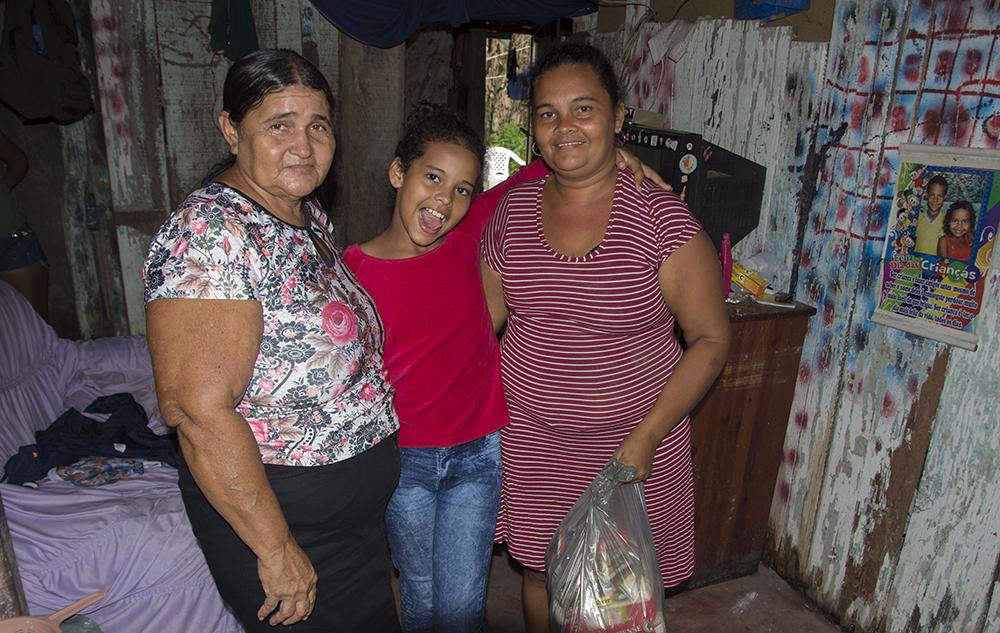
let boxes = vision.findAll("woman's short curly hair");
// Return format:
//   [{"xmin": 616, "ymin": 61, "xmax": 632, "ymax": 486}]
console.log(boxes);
[{"xmin": 394, "ymin": 103, "xmax": 485, "ymax": 174}]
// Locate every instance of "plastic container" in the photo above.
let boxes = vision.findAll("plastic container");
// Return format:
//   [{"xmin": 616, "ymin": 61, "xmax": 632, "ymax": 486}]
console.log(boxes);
[{"xmin": 719, "ymin": 232, "xmax": 733, "ymax": 299}]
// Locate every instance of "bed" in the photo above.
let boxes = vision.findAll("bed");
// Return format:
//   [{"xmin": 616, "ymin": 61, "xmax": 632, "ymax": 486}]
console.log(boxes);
[{"xmin": 0, "ymin": 281, "xmax": 243, "ymax": 632}]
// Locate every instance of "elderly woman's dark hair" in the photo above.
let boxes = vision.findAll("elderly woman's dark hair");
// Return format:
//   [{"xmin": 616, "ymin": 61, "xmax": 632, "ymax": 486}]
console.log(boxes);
[
  {"xmin": 223, "ymin": 48, "xmax": 335, "ymax": 125},
  {"xmin": 204, "ymin": 49, "xmax": 336, "ymax": 185},
  {"xmin": 394, "ymin": 102, "xmax": 485, "ymax": 174},
  {"xmin": 529, "ymin": 43, "xmax": 620, "ymax": 108}
]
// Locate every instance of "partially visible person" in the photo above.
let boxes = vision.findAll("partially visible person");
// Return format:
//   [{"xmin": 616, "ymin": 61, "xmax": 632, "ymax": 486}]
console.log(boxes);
[
  {"xmin": 915, "ymin": 174, "xmax": 949, "ymax": 255},
  {"xmin": 143, "ymin": 49, "xmax": 400, "ymax": 633},
  {"xmin": 0, "ymin": 129, "xmax": 47, "ymax": 318},
  {"xmin": 936, "ymin": 200, "xmax": 975, "ymax": 261},
  {"xmin": 481, "ymin": 43, "xmax": 732, "ymax": 633}
]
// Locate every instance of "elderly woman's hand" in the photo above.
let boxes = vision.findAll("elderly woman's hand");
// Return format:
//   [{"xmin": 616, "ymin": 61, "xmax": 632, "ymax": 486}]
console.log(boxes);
[
  {"xmin": 615, "ymin": 148, "xmax": 672, "ymax": 192},
  {"xmin": 257, "ymin": 537, "xmax": 318, "ymax": 626}
]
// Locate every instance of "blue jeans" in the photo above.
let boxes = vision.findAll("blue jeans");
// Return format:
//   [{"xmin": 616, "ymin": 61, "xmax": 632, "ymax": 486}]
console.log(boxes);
[{"xmin": 386, "ymin": 431, "xmax": 502, "ymax": 633}]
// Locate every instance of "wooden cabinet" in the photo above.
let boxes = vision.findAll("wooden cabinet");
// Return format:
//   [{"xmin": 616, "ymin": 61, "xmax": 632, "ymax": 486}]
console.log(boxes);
[{"xmin": 683, "ymin": 301, "xmax": 815, "ymax": 589}]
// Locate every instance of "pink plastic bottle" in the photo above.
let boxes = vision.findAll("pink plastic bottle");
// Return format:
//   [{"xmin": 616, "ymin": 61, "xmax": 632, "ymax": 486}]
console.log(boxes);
[{"xmin": 719, "ymin": 233, "xmax": 732, "ymax": 299}]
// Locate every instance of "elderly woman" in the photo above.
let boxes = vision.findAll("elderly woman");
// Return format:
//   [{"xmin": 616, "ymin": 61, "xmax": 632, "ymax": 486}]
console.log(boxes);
[
  {"xmin": 481, "ymin": 43, "xmax": 732, "ymax": 632},
  {"xmin": 144, "ymin": 49, "xmax": 400, "ymax": 632}
]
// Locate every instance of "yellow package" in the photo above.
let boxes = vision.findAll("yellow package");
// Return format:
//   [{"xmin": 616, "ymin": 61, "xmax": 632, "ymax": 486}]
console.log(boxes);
[{"xmin": 731, "ymin": 260, "xmax": 767, "ymax": 298}]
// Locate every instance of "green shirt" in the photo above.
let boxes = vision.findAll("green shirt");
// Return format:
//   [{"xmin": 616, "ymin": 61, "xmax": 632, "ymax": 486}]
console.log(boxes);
[
  {"xmin": 0, "ymin": 184, "xmax": 26, "ymax": 235},
  {"xmin": 915, "ymin": 208, "xmax": 945, "ymax": 255}
]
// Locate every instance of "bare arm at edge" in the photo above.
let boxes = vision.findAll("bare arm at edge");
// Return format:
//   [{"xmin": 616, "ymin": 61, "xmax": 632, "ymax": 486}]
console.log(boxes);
[
  {"xmin": 481, "ymin": 255, "xmax": 508, "ymax": 334},
  {"xmin": 0, "ymin": 130, "xmax": 28, "ymax": 190},
  {"xmin": 613, "ymin": 231, "xmax": 732, "ymax": 481},
  {"xmin": 146, "ymin": 298, "xmax": 316, "ymax": 626}
]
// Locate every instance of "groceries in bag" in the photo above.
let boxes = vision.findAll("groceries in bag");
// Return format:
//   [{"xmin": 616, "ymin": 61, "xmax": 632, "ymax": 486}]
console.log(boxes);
[{"xmin": 546, "ymin": 459, "xmax": 666, "ymax": 633}]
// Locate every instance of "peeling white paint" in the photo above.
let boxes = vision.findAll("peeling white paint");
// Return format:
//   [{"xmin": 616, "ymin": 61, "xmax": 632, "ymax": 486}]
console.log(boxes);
[
  {"xmin": 885, "ymin": 269, "xmax": 1000, "ymax": 632},
  {"xmin": 730, "ymin": 591, "xmax": 759, "ymax": 616},
  {"xmin": 153, "ymin": 0, "xmax": 230, "ymax": 202},
  {"xmin": 116, "ymin": 225, "xmax": 151, "ymax": 335},
  {"xmin": 90, "ymin": 0, "xmax": 169, "ymax": 212},
  {"xmin": 619, "ymin": 3, "xmax": 1000, "ymax": 632}
]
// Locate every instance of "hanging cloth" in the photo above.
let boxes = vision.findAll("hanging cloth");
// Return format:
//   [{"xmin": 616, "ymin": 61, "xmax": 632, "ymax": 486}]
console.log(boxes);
[
  {"xmin": 0, "ymin": 0, "xmax": 93, "ymax": 124},
  {"xmin": 311, "ymin": 0, "xmax": 597, "ymax": 49},
  {"xmin": 209, "ymin": 0, "xmax": 260, "ymax": 62},
  {"xmin": 506, "ymin": 41, "xmax": 529, "ymax": 101}
]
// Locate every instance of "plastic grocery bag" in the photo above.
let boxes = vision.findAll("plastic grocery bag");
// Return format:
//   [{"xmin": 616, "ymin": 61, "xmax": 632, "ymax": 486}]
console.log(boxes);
[{"xmin": 546, "ymin": 459, "xmax": 666, "ymax": 633}]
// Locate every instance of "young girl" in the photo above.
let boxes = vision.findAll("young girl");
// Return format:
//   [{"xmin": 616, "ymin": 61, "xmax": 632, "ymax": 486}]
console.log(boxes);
[
  {"xmin": 936, "ymin": 200, "xmax": 975, "ymax": 261},
  {"xmin": 343, "ymin": 105, "xmax": 511, "ymax": 633},
  {"xmin": 344, "ymin": 104, "xmax": 666, "ymax": 632}
]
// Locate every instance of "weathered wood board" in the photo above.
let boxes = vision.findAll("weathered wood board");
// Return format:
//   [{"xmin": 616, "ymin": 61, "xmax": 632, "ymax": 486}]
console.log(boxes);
[{"xmin": 599, "ymin": 3, "xmax": 1000, "ymax": 631}]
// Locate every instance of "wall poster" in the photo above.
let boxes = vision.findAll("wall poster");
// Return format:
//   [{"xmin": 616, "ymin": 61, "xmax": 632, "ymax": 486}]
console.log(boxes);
[{"xmin": 872, "ymin": 144, "xmax": 1000, "ymax": 350}]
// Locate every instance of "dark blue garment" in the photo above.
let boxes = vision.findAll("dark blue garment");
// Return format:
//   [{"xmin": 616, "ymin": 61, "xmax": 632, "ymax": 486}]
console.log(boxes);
[
  {"xmin": 3, "ymin": 393, "xmax": 179, "ymax": 485},
  {"xmin": 311, "ymin": 0, "xmax": 598, "ymax": 48},
  {"xmin": 386, "ymin": 431, "xmax": 502, "ymax": 632}
]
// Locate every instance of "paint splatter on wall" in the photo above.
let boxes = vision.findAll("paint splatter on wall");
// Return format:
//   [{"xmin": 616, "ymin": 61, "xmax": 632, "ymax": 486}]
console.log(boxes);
[
  {"xmin": 769, "ymin": 2, "xmax": 1000, "ymax": 631},
  {"xmin": 600, "ymin": 2, "xmax": 1000, "ymax": 631}
]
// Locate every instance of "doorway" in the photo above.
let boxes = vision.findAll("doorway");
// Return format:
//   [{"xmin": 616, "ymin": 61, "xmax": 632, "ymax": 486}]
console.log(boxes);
[{"xmin": 484, "ymin": 31, "xmax": 532, "ymax": 185}]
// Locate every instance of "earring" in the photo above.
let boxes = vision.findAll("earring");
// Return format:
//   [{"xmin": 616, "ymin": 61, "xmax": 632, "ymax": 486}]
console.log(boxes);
[
  {"xmin": 531, "ymin": 141, "xmax": 541, "ymax": 157},
  {"xmin": 614, "ymin": 128, "xmax": 625, "ymax": 148}
]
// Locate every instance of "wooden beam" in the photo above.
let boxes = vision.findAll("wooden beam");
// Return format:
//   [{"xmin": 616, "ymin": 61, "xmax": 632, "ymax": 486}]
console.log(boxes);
[{"xmin": 333, "ymin": 38, "xmax": 405, "ymax": 247}]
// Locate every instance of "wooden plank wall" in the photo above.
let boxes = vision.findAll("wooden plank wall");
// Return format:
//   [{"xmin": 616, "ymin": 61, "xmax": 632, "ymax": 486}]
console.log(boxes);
[
  {"xmin": 598, "ymin": 1, "xmax": 1000, "ymax": 631},
  {"xmin": 333, "ymin": 39, "xmax": 405, "ymax": 247},
  {"xmin": 0, "ymin": 500, "xmax": 25, "ymax": 618},
  {"xmin": 768, "ymin": 2, "xmax": 1000, "ymax": 632},
  {"xmin": 666, "ymin": 20, "xmax": 826, "ymax": 292},
  {"xmin": 596, "ymin": 18, "xmax": 828, "ymax": 291},
  {"xmin": 89, "ymin": 0, "xmax": 171, "ymax": 333},
  {"xmin": 88, "ymin": 0, "xmax": 346, "ymax": 333}
]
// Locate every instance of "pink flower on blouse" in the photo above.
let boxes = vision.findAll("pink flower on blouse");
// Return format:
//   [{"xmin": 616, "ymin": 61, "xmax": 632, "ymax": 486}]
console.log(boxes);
[
  {"xmin": 360, "ymin": 383, "xmax": 376, "ymax": 401},
  {"xmin": 322, "ymin": 301, "xmax": 358, "ymax": 345},
  {"xmin": 190, "ymin": 218, "xmax": 208, "ymax": 235},
  {"xmin": 245, "ymin": 418, "xmax": 267, "ymax": 442},
  {"xmin": 172, "ymin": 237, "xmax": 189, "ymax": 257}
]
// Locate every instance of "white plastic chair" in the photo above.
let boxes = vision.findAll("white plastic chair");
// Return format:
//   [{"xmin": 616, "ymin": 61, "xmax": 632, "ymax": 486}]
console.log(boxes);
[{"xmin": 483, "ymin": 146, "xmax": 526, "ymax": 190}]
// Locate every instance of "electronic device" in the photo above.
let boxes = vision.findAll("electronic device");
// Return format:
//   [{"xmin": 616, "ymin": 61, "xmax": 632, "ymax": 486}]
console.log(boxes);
[{"xmin": 621, "ymin": 115, "xmax": 766, "ymax": 248}]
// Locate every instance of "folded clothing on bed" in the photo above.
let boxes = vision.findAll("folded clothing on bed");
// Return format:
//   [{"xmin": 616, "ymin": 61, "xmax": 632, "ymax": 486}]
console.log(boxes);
[
  {"xmin": 52, "ymin": 457, "xmax": 156, "ymax": 487},
  {"xmin": 3, "ymin": 393, "xmax": 179, "ymax": 486}
]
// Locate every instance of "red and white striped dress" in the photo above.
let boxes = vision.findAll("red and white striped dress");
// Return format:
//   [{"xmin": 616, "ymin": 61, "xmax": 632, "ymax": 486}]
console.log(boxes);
[{"xmin": 482, "ymin": 168, "xmax": 700, "ymax": 586}]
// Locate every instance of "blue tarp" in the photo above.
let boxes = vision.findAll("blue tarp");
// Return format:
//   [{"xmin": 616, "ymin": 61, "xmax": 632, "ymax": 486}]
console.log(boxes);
[{"xmin": 310, "ymin": 0, "xmax": 598, "ymax": 48}]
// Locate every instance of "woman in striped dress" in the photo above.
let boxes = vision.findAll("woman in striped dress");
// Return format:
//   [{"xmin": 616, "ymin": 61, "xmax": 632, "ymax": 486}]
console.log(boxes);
[{"xmin": 481, "ymin": 43, "xmax": 732, "ymax": 632}]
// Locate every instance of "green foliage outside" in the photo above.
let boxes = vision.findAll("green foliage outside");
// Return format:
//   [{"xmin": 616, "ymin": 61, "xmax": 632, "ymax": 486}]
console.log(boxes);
[{"xmin": 486, "ymin": 121, "xmax": 529, "ymax": 168}]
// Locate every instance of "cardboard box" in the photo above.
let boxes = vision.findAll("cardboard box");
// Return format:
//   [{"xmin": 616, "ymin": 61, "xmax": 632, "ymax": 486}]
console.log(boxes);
[{"xmin": 731, "ymin": 260, "xmax": 768, "ymax": 298}]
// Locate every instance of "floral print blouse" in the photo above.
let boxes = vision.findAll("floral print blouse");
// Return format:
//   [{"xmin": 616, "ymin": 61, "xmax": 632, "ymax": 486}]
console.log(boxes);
[{"xmin": 143, "ymin": 183, "xmax": 398, "ymax": 466}]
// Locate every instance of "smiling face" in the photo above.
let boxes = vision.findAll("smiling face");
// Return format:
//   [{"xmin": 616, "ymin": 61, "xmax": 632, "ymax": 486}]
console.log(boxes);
[
  {"xmin": 386, "ymin": 141, "xmax": 480, "ymax": 255},
  {"xmin": 926, "ymin": 182, "xmax": 947, "ymax": 213},
  {"xmin": 219, "ymin": 84, "xmax": 334, "ymax": 220},
  {"xmin": 531, "ymin": 63, "xmax": 625, "ymax": 181},
  {"xmin": 947, "ymin": 207, "xmax": 973, "ymax": 238}
]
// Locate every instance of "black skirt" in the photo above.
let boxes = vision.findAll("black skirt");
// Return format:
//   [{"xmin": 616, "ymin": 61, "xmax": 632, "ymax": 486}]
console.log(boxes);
[{"xmin": 178, "ymin": 434, "xmax": 401, "ymax": 632}]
